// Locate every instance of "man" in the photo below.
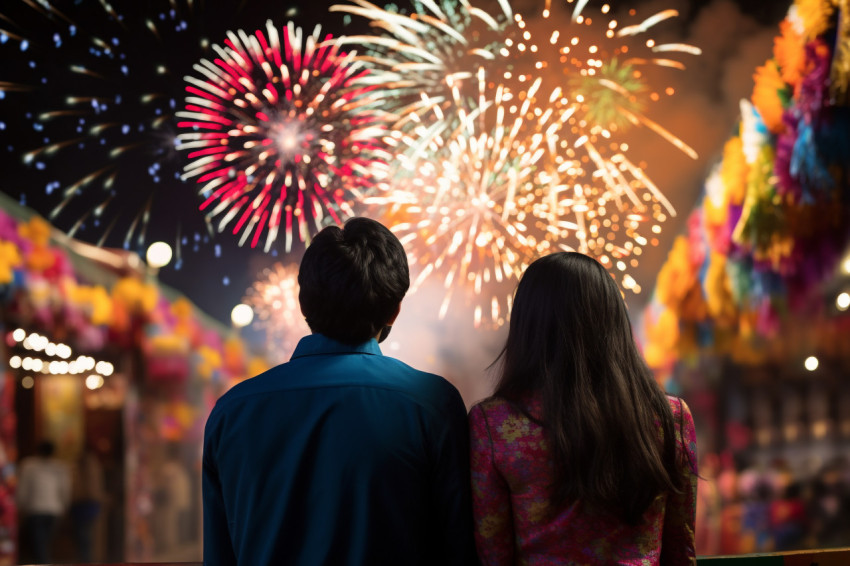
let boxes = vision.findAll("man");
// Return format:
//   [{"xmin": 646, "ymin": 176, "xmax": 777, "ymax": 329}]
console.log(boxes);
[
  {"xmin": 17, "ymin": 440, "xmax": 71, "ymax": 564},
  {"xmin": 203, "ymin": 217, "xmax": 478, "ymax": 566}
]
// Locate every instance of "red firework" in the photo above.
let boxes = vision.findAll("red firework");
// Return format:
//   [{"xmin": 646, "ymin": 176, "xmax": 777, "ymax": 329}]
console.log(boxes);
[{"xmin": 177, "ymin": 21, "xmax": 391, "ymax": 252}]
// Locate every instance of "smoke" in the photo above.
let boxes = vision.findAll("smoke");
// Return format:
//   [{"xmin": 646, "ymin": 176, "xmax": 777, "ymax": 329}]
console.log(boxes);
[{"xmin": 388, "ymin": 277, "xmax": 507, "ymax": 407}]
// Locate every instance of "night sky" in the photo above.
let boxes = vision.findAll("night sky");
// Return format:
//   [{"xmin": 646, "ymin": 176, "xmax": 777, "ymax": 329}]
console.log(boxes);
[{"xmin": 0, "ymin": 0, "xmax": 790, "ymax": 393}]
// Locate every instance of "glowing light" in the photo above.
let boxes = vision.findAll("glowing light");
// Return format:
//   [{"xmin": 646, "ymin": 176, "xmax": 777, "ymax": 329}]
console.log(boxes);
[
  {"xmin": 146, "ymin": 241, "xmax": 173, "ymax": 269},
  {"xmin": 804, "ymin": 356, "xmax": 819, "ymax": 371},
  {"xmin": 231, "ymin": 304, "xmax": 254, "ymax": 328},
  {"xmin": 22, "ymin": 376, "xmax": 35, "ymax": 389},
  {"xmin": 95, "ymin": 361, "xmax": 114, "ymax": 377},
  {"xmin": 9, "ymin": 356, "xmax": 22, "ymax": 369},
  {"xmin": 837, "ymin": 292, "xmax": 850, "ymax": 311},
  {"xmin": 12, "ymin": 329, "xmax": 26, "ymax": 342},
  {"xmin": 85, "ymin": 374, "xmax": 105, "ymax": 390}
]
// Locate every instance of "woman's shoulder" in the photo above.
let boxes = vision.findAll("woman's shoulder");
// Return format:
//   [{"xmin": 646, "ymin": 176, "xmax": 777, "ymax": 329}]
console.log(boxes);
[
  {"xmin": 469, "ymin": 395, "xmax": 542, "ymax": 428},
  {"xmin": 469, "ymin": 396, "xmax": 512, "ymax": 422},
  {"xmin": 665, "ymin": 394, "xmax": 694, "ymax": 420}
]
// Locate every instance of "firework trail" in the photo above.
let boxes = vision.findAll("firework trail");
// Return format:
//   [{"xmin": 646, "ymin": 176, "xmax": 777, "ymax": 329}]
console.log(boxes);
[
  {"xmin": 177, "ymin": 21, "xmax": 392, "ymax": 252},
  {"xmin": 245, "ymin": 262, "xmax": 308, "ymax": 364},
  {"xmin": 0, "ymin": 0, "xmax": 220, "ymax": 252}
]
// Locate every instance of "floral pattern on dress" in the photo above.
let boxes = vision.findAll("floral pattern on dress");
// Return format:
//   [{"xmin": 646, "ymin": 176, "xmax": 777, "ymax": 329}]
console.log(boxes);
[{"xmin": 469, "ymin": 395, "xmax": 698, "ymax": 566}]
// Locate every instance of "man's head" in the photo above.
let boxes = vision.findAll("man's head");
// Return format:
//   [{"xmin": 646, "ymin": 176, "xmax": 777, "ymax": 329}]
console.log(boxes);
[{"xmin": 298, "ymin": 217, "xmax": 409, "ymax": 345}]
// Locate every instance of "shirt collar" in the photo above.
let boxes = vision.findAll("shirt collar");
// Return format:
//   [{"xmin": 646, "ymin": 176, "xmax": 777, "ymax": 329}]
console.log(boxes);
[{"xmin": 291, "ymin": 333, "xmax": 382, "ymax": 360}]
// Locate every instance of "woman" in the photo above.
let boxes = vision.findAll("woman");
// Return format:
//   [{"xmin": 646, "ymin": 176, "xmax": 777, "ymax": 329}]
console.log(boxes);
[{"xmin": 469, "ymin": 252, "xmax": 698, "ymax": 565}]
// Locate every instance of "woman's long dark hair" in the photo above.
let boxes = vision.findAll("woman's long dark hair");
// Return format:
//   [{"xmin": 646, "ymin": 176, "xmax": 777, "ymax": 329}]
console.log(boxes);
[{"xmin": 493, "ymin": 252, "xmax": 681, "ymax": 525}]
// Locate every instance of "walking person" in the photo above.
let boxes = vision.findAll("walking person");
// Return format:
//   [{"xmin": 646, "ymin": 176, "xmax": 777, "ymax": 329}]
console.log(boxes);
[
  {"xmin": 17, "ymin": 440, "xmax": 71, "ymax": 564},
  {"xmin": 469, "ymin": 252, "xmax": 698, "ymax": 565},
  {"xmin": 70, "ymin": 445, "xmax": 106, "ymax": 562},
  {"xmin": 203, "ymin": 217, "xmax": 477, "ymax": 566}
]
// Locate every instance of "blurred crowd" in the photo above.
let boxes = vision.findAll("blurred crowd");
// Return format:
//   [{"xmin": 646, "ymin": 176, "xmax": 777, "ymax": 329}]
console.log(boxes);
[{"xmin": 695, "ymin": 452, "xmax": 850, "ymax": 555}]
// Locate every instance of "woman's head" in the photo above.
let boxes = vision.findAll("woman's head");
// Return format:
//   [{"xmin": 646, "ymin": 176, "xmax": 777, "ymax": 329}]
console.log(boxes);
[
  {"xmin": 497, "ymin": 252, "xmax": 636, "ymax": 398},
  {"xmin": 493, "ymin": 251, "xmax": 681, "ymax": 524}
]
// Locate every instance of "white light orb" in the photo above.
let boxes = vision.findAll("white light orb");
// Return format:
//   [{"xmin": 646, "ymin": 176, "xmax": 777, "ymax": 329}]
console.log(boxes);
[
  {"xmin": 12, "ymin": 329, "xmax": 25, "ymax": 342},
  {"xmin": 56, "ymin": 344, "xmax": 72, "ymax": 359},
  {"xmin": 146, "ymin": 241, "xmax": 173, "ymax": 269},
  {"xmin": 95, "ymin": 361, "xmax": 114, "ymax": 377},
  {"xmin": 85, "ymin": 374, "xmax": 104, "ymax": 390},
  {"xmin": 9, "ymin": 356, "xmax": 21, "ymax": 369},
  {"xmin": 837, "ymin": 292, "xmax": 850, "ymax": 311},
  {"xmin": 231, "ymin": 304, "xmax": 254, "ymax": 328},
  {"xmin": 804, "ymin": 356, "xmax": 819, "ymax": 372}
]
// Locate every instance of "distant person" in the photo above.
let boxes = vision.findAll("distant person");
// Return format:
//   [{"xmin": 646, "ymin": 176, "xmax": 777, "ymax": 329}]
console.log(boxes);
[
  {"xmin": 154, "ymin": 444, "xmax": 192, "ymax": 554},
  {"xmin": 469, "ymin": 252, "xmax": 698, "ymax": 565},
  {"xmin": 17, "ymin": 440, "xmax": 71, "ymax": 564},
  {"xmin": 70, "ymin": 445, "xmax": 106, "ymax": 562},
  {"xmin": 203, "ymin": 217, "xmax": 477, "ymax": 566}
]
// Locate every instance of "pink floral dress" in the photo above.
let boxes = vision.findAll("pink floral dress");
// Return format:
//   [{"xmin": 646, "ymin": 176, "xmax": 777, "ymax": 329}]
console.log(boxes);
[{"xmin": 469, "ymin": 395, "xmax": 698, "ymax": 565}]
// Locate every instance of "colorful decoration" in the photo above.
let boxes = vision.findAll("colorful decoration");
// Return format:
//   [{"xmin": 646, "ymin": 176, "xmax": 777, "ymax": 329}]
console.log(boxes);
[{"xmin": 641, "ymin": 0, "xmax": 850, "ymax": 374}]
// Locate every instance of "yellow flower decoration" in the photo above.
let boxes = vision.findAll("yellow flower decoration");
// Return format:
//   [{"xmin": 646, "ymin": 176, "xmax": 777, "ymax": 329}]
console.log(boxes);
[
  {"xmin": 794, "ymin": 0, "xmax": 836, "ymax": 40},
  {"xmin": 17, "ymin": 216, "xmax": 51, "ymax": 246},
  {"xmin": 196, "ymin": 345, "xmax": 223, "ymax": 381},
  {"xmin": 68, "ymin": 284, "xmax": 114, "ymax": 326},
  {"xmin": 720, "ymin": 137, "xmax": 750, "ymax": 207},
  {"xmin": 703, "ymin": 253, "xmax": 738, "ymax": 325},
  {"xmin": 149, "ymin": 333, "xmax": 189, "ymax": 355},
  {"xmin": 171, "ymin": 297, "xmax": 193, "ymax": 320},
  {"xmin": 752, "ymin": 60, "xmax": 787, "ymax": 134},
  {"xmin": 247, "ymin": 357, "xmax": 272, "ymax": 377},
  {"xmin": 655, "ymin": 237, "xmax": 696, "ymax": 311},
  {"xmin": 25, "ymin": 245, "xmax": 55, "ymax": 273},
  {"xmin": 112, "ymin": 277, "xmax": 159, "ymax": 315},
  {"xmin": 643, "ymin": 308, "xmax": 680, "ymax": 370},
  {"xmin": 0, "ymin": 240, "xmax": 23, "ymax": 285},
  {"xmin": 774, "ymin": 20, "xmax": 806, "ymax": 86}
]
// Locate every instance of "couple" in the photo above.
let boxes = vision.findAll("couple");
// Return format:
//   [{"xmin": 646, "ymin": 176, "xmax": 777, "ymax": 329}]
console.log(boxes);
[{"xmin": 203, "ymin": 218, "xmax": 698, "ymax": 566}]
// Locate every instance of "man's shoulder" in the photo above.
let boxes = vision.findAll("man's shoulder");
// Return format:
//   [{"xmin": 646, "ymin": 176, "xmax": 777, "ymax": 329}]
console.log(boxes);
[{"xmin": 209, "ymin": 353, "xmax": 462, "ymax": 420}]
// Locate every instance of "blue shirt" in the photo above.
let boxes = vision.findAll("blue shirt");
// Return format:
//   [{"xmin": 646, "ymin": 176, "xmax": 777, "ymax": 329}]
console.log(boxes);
[{"xmin": 203, "ymin": 333, "xmax": 478, "ymax": 566}]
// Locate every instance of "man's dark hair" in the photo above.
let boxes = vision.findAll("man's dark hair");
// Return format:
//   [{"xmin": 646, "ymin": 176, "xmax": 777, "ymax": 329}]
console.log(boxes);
[{"xmin": 298, "ymin": 217, "xmax": 409, "ymax": 345}]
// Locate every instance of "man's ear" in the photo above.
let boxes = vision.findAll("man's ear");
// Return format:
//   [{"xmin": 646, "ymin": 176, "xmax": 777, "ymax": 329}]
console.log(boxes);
[{"xmin": 386, "ymin": 302, "xmax": 401, "ymax": 326}]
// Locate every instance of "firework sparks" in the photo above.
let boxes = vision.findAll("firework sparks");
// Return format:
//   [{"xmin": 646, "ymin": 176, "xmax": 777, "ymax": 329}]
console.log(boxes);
[
  {"xmin": 368, "ymin": 74, "xmax": 551, "ymax": 328},
  {"xmin": 0, "ymin": 0, "xmax": 217, "ymax": 252},
  {"xmin": 177, "ymin": 21, "xmax": 392, "ymax": 252},
  {"xmin": 330, "ymin": 0, "xmax": 513, "ymax": 142},
  {"xmin": 495, "ymin": 0, "xmax": 700, "ymax": 291},
  {"xmin": 245, "ymin": 262, "xmax": 309, "ymax": 364}
]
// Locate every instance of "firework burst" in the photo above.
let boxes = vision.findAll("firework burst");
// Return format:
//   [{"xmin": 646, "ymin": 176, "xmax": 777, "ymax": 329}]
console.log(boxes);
[
  {"xmin": 0, "ymin": 0, "xmax": 219, "ymax": 252},
  {"xmin": 330, "ymin": 0, "xmax": 513, "ymax": 144},
  {"xmin": 369, "ymin": 72, "xmax": 551, "ymax": 328},
  {"xmin": 245, "ymin": 262, "xmax": 308, "ymax": 364},
  {"xmin": 495, "ymin": 0, "xmax": 700, "ymax": 290},
  {"xmin": 177, "ymin": 21, "xmax": 392, "ymax": 252}
]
